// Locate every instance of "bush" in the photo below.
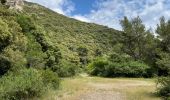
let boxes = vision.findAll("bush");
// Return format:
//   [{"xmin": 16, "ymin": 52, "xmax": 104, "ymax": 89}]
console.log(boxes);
[
  {"xmin": 0, "ymin": 68, "xmax": 45, "ymax": 100},
  {"xmin": 41, "ymin": 69, "xmax": 60, "ymax": 89},
  {"xmin": 111, "ymin": 61, "xmax": 149, "ymax": 77},
  {"xmin": 87, "ymin": 57, "xmax": 109, "ymax": 77},
  {"xmin": 51, "ymin": 60, "xmax": 79, "ymax": 77},
  {"xmin": 0, "ymin": 18, "xmax": 12, "ymax": 51},
  {"xmin": 16, "ymin": 14, "xmax": 36, "ymax": 33},
  {"xmin": 157, "ymin": 77, "xmax": 170, "ymax": 99},
  {"xmin": 156, "ymin": 52, "xmax": 170, "ymax": 76},
  {"xmin": 87, "ymin": 54, "xmax": 149, "ymax": 77},
  {"xmin": 0, "ymin": 68, "xmax": 60, "ymax": 100}
]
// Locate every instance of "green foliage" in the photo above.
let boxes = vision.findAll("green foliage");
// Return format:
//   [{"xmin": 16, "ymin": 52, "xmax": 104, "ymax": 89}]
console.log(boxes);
[
  {"xmin": 23, "ymin": 2, "xmax": 121, "ymax": 66},
  {"xmin": 51, "ymin": 60, "xmax": 79, "ymax": 77},
  {"xmin": 45, "ymin": 45, "xmax": 62, "ymax": 68},
  {"xmin": 156, "ymin": 52, "xmax": 170, "ymax": 76},
  {"xmin": 25, "ymin": 33, "xmax": 46, "ymax": 69},
  {"xmin": 41, "ymin": 69, "xmax": 60, "ymax": 89},
  {"xmin": 3, "ymin": 48, "xmax": 27, "ymax": 69},
  {"xmin": 87, "ymin": 57, "xmax": 109, "ymax": 77},
  {"xmin": 1, "ymin": 2, "xmax": 170, "ymax": 99},
  {"xmin": 112, "ymin": 61, "xmax": 149, "ymax": 77},
  {"xmin": 156, "ymin": 17, "xmax": 170, "ymax": 76},
  {"xmin": 16, "ymin": 14, "xmax": 36, "ymax": 33},
  {"xmin": 120, "ymin": 16, "xmax": 156, "ymax": 62},
  {"xmin": 156, "ymin": 17, "xmax": 170, "ymax": 52},
  {"xmin": 0, "ymin": 18, "xmax": 12, "ymax": 51},
  {"xmin": 95, "ymin": 49, "xmax": 102, "ymax": 57},
  {"xmin": 120, "ymin": 16, "xmax": 159, "ymax": 76},
  {"xmin": 0, "ymin": 69, "xmax": 45, "ymax": 100},
  {"xmin": 87, "ymin": 53, "xmax": 149, "ymax": 77},
  {"xmin": 157, "ymin": 77, "xmax": 170, "ymax": 99},
  {"xmin": 0, "ymin": 68, "xmax": 60, "ymax": 100},
  {"xmin": 77, "ymin": 46, "xmax": 89, "ymax": 65},
  {"xmin": 32, "ymin": 28, "xmax": 49, "ymax": 52}
]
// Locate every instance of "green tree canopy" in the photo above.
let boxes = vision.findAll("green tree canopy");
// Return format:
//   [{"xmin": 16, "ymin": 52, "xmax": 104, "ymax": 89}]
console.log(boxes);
[{"xmin": 0, "ymin": 18, "xmax": 12, "ymax": 51}]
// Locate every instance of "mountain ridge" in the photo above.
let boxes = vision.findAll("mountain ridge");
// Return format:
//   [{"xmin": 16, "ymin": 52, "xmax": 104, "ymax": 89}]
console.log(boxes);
[{"xmin": 22, "ymin": 1, "xmax": 122, "ymax": 64}]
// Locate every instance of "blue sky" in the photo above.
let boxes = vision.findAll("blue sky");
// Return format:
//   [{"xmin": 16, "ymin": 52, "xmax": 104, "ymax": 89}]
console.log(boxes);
[
  {"xmin": 70, "ymin": 0, "xmax": 96, "ymax": 15},
  {"xmin": 26, "ymin": 0, "xmax": 170, "ymax": 30}
]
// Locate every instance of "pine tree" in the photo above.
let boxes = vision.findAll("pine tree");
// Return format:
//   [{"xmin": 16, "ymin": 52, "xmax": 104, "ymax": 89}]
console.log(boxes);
[{"xmin": 120, "ymin": 16, "xmax": 146, "ymax": 60}]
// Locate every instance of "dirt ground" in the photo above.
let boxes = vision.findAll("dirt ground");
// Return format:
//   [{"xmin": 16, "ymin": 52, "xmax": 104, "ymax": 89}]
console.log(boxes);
[{"xmin": 42, "ymin": 74, "xmax": 161, "ymax": 100}]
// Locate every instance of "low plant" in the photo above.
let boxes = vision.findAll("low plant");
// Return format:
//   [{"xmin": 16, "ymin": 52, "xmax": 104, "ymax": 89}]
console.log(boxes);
[
  {"xmin": 157, "ymin": 77, "xmax": 170, "ymax": 99},
  {"xmin": 0, "ymin": 68, "xmax": 60, "ymax": 100},
  {"xmin": 87, "ymin": 54, "xmax": 149, "ymax": 77}
]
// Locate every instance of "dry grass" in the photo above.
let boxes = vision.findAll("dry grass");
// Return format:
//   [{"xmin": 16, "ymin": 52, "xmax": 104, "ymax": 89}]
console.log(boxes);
[{"xmin": 41, "ymin": 75, "xmax": 161, "ymax": 100}]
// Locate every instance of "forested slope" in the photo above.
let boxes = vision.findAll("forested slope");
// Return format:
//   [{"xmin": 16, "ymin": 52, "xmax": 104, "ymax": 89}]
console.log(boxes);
[
  {"xmin": 0, "ymin": 1, "xmax": 170, "ymax": 99},
  {"xmin": 0, "ymin": 2, "xmax": 122, "ymax": 99},
  {"xmin": 23, "ymin": 2, "xmax": 122, "ymax": 65}
]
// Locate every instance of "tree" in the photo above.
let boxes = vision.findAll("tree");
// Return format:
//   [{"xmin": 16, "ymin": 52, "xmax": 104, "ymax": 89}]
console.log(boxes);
[
  {"xmin": 120, "ymin": 16, "xmax": 147, "ymax": 60},
  {"xmin": 77, "ymin": 46, "xmax": 88, "ymax": 65},
  {"xmin": 156, "ymin": 17, "xmax": 170, "ymax": 76},
  {"xmin": 17, "ymin": 15, "xmax": 36, "ymax": 33},
  {"xmin": 156, "ymin": 17, "xmax": 170, "ymax": 53},
  {"xmin": 45, "ymin": 45, "xmax": 62, "ymax": 69},
  {"xmin": 0, "ymin": 18, "xmax": 12, "ymax": 52}
]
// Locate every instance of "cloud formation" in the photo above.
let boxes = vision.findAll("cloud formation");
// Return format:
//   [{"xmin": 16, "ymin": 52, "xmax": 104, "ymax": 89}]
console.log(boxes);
[{"xmin": 84, "ymin": 0, "xmax": 170, "ymax": 30}]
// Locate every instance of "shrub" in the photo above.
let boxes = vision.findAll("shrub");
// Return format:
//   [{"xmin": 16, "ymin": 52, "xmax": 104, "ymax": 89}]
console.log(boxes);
[
  {"xmin": 16, "ymin": 14, "xmax": 36, "ymax": 33},
  {"xmin": 157, "ymin": 77, "xmax": 170, "ymax": 99},
  {"xmin": 156, "ymin": 52, "xmax": 170, "ymax": 76},
  {"xmin": 0, "ymin": 18, "xmax": 12, "ymax": 51},
  {"xmin": 77, "ymin": 46, "xmax": 89, "ymax": 65},
  {"xmin": 111, "ymin": 61, "xmax": 149, "ymax": 77},
  {"xmin": 51, "ymin": 60, "xmax": 79, "ymax": 77},
  {"xmin": 87, "ymin": 57, "xmax": 109, "ymax": 77},
  {"xmin": 87, "ymin": 54, "xmax": 149, "ymax": 77},
  {"xmin": 0, "ymin": 68, "xmax": 60, "ymax": 100},
  {"xmin": 41, "ymin": 69, "xmax": 60, "ymax": 89},
  {"xmin": 0, "ymin": 68, "xmax": 45, "ymax": 100}
]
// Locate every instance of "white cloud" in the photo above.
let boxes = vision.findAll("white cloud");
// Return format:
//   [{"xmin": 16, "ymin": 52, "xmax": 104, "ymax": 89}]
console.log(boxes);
[
  {"xmin": 26, "ymin": 0, "xmax": 74, "ymax": 15},
  {"xmin": 26, "ymin": 0, "xmax": 170, "ymax": 30},
  {"xmin": 82, "ymin": 0, "xmax": 170, "ymax": 30}
]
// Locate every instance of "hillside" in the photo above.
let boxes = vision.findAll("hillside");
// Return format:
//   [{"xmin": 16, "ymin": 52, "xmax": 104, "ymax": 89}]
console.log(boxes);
[
  {"xmin": 0, "ymin": 1, "xmax": 122, "ymax": 77},
  {"xmin": 0, "ymin": 0, "xmax": 170, "ymax": 100},
  {"xmin": 23, "ymin": 2, "xmax": 122, "ymax": 64}
]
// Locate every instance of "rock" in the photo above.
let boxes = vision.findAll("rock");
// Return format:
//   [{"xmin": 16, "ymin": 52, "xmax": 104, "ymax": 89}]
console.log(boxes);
[{"xmin": 6, "ymin": 0, "xmax": 24, "ymax": 11}]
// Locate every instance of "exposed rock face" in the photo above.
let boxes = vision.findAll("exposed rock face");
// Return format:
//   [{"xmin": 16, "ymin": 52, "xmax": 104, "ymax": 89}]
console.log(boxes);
[{"xmin": 6, "ymin": 0, "xmax": 24, "ymax": 10}]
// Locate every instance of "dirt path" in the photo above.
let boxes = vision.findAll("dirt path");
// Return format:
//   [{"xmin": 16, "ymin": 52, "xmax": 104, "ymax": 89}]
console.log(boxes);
[
  {"xmin": 73, "ymin": 79, "xmax": 153, "ymax": 100},
  {"xmin": 43, "ymin": 75, "xmax": 161, "ymax": 100}
]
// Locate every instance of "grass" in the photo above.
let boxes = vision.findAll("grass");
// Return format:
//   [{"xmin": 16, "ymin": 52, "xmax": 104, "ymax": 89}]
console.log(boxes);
[{"xmin": 41, "ymin": 74, "xmax": 161, "ymax": 100}]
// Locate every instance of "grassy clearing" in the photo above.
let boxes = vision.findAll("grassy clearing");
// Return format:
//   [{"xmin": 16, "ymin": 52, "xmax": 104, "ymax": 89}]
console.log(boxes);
[{"xmin": 41, "ymin": 75, "xmax": 161, "ymax": 100}]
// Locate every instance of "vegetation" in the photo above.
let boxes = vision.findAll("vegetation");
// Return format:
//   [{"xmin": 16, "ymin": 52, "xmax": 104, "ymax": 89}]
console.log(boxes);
[
  {"xmin": 156, "ymin": 17, "xmax": 170, "ymax": 99},
  {"xmin": 157, "ymin": 77, "xmax": 170, "ymax": 99},
  {"xmin": 0, "ymin": 2, "xmax": 121, "ymax": 99},
  {"xmin": 54, "ymin": 76, "xmax": 160, "ymax": 100},
  {"xmin": 0, "ymin": 1, "xmax": 169, "ymax": 99},
  {"xmin": 87, "ymin": 53, "xmax": 149, "ymax": 77},
  {"xmin": 0, "ymin": 69, "xmax": 59, "ymax": 100}
]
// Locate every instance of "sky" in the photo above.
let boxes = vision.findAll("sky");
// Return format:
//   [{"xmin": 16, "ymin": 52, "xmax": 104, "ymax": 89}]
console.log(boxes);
[{"xmin": 26, "ymin": 0, "xmax": 170, "ymax": 30}]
